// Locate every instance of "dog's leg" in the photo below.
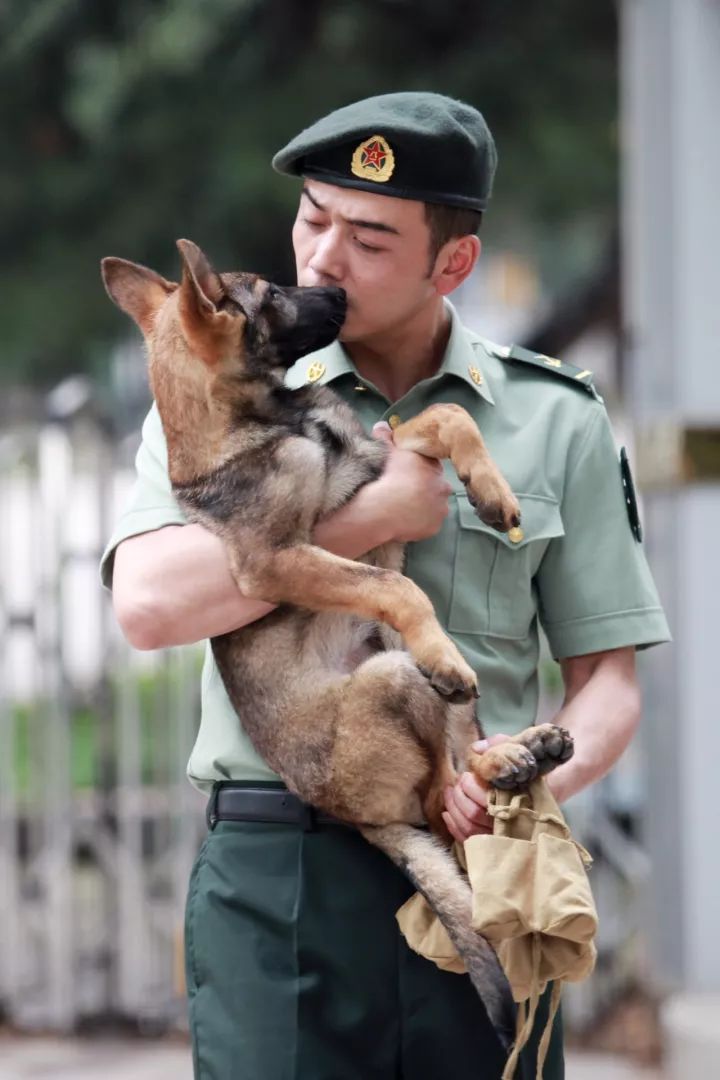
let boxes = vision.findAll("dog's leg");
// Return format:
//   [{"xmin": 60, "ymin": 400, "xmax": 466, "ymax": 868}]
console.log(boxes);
[
  {"xmin": 228, "ymin": 543, "xmax": 478, "ymax": 702},
  {"xmin": 391, "ymin": 404, "xmax": 520, "ymax": 532},
  {"xmin": 468, "ymin": 724, "xmax": 575, "ymax": 790}
]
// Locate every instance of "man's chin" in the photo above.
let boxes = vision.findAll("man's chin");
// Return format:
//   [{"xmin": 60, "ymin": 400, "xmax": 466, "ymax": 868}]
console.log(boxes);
[{"xmin": 336, "ymin": 313, "xmax": 367, "ymax": 343}]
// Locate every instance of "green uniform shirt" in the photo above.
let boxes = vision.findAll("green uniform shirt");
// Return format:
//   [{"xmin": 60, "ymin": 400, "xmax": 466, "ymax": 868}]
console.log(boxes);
[{"xmin": 101, "ymin": 302, "xmax": 670, "ymax": 793}]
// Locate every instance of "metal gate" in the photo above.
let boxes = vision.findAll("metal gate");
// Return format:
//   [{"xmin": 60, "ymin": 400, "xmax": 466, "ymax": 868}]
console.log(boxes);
[{"xmin": 0, "ymin": 409, "xmax": 205, "ymax": 1031}]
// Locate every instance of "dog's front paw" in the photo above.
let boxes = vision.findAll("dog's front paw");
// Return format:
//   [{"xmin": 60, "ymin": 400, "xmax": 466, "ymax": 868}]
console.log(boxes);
[
  {"xmin": 416, "ymin": 641, "xmax": 478, "ymax": 704},
  {"xmin": 465, "ymin": 467, "xmax": 520, "ymax": 534},
  {"xmin": 469, "ymin": 724, "xmax": 574, "ymax": 791},
  {"xmin": 515, "ymin": 723, "xmax": 574, "ymax": 775},
  {"xmin": 472, "ymin": 742, "xmax": 539, "ymax": 789}
]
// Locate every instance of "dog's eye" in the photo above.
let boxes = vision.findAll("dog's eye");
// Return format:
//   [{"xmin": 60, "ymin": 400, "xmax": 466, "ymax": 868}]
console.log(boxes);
[{"xmin": 266, "ymin": 284, "xmax": 279, "ymax": 301}]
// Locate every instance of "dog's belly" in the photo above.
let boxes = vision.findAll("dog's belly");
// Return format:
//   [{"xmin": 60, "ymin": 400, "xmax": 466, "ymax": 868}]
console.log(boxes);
[{"xmin": 303, "ymin": 611, "xmax": 384, "ymax": 674}]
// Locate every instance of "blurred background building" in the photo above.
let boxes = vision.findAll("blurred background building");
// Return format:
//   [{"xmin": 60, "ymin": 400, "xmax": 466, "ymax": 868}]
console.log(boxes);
[{"xmin": 0, "ymin": 1, "xmax": 718, "ymax": 1076}]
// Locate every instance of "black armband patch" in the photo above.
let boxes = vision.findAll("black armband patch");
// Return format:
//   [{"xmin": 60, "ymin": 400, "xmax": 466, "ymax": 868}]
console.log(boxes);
[{"xmin": 620, "ymin": 447, "xmax": 643, "ymax": 543}]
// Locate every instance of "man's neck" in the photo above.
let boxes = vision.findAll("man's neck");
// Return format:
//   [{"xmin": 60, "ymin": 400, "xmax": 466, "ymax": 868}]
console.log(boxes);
[{"xmin": 344, "ymin": 300, "xmax": 451, "ymax": 402}]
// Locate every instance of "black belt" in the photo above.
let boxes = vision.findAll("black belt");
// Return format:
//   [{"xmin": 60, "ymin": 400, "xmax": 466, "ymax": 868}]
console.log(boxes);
[{"xmin": 206, "ymin": 782, "xmax": 352, "ymax": 831}]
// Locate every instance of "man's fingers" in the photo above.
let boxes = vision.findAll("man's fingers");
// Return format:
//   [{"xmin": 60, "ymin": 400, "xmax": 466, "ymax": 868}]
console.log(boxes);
[
  {"xmin": 452, "ymin": 785, "xmax": 491, "ymax": 829},
  {"xmin": 442, "ymin": 811, "xmax": 466, "ymax": 845},
  {"xmin": 472, "ymin": 732, "xmax": 512, "ymax": 752},
  {"xmin": 451, "ymin": 783, "xmax": 484, "ymax": 823},
  {"xmin": 458, "ymin": 771, "xmax": 488, "ymax": 807},
  {"xmin": 445, "ymin": 801, "xmax": 475, "ymax": 840},
  {"xmin": 372, "ymin": 422, "xmax": 394, "ymax": 444},
  {"xmin": 443, "ymin": 802, "xmax": 492, "ymax": 843},
  {"xmin": 445, "ymin": 786, "xmax": 484, "ymax": 832}
]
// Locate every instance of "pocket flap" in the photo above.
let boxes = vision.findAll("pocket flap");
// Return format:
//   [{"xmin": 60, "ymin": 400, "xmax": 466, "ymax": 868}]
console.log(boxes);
[{"xmin": 456, "ymin": 493, "xmax": 564, "ymax": 549}]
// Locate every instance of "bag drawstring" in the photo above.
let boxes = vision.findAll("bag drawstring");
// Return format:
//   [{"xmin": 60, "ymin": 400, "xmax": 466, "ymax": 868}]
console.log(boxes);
[
  {"xmin": 535, "ymin": 980, "xmax": 563, "ymax": 1079},
  {"xmin": 501, "ymin": 934, "xmax": 563, "ymax": 1080}
]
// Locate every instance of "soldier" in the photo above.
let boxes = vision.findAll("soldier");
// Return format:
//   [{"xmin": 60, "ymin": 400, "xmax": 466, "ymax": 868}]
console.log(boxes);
[{"xmin": 102, "ymin": 93, "xmax": 670, "ymax": 1078}]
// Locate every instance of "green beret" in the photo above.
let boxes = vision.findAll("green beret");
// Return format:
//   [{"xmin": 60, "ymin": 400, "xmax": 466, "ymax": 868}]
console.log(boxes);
[{"xmin": 272, "ymin": 92, "xmax": 497, "ymax": 212}]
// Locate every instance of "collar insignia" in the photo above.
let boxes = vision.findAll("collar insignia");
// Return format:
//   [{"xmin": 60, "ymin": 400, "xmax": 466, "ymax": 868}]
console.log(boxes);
[{"xmin": 306, "ymin": 360, "xmax": 326, "ymax": 382}]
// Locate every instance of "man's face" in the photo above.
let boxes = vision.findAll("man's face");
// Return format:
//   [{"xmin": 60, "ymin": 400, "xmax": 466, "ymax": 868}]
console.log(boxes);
[{"xmin": 292, "ymin": 180, "xmax": 439, "ymax": 343}]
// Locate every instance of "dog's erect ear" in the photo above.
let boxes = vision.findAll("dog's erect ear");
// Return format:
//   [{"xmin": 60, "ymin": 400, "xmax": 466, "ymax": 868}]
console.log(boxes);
[
  {"xmin": 176, "ymin": 239, "xmax": 243, "ymax": 366},
  {"xmin": 101, "ymin": 257, "xmax": 177, "ymax": 335},
  {"xmin": 176, "ymin": 239, "xmax": 225, "ymax": 313}
]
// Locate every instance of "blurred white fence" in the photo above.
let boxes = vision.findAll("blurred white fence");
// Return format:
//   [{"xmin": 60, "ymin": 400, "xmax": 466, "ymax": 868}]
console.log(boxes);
[{"xmin": 0, "ymin": 412, "xmax": 205, "ymax": 1031}]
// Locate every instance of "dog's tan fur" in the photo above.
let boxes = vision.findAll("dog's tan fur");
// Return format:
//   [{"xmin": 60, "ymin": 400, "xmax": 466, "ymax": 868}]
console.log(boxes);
[{"xmin": 102, "ymin": 240, "xmax": 574, "ymax": 1045}]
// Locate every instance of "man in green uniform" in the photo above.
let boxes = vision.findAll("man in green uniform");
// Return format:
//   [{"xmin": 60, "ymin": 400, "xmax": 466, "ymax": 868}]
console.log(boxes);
[{"xmin": 102, "ymin": 93, "xmax": 670, "ymax": 1078}]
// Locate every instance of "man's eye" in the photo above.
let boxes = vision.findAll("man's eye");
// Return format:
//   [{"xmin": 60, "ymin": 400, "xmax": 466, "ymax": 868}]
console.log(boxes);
[
  {"xmin": 303, "ymin": 217, "xmax": 324, "ymax": 229},
  {"xmin": 355, "ymin": 238, "xmax": 382, "ymax": 253}
]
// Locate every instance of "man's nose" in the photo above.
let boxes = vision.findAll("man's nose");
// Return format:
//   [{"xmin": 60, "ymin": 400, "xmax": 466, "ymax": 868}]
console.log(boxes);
[{"xmin": 308, "ymin": 228, "xmax": 345, "ymax": 282}]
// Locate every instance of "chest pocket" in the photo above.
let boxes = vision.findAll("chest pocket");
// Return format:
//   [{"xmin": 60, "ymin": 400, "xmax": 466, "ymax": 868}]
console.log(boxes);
[{"xmin": 448, "ymin": 493, "xmax": 565, "ymax": 640}]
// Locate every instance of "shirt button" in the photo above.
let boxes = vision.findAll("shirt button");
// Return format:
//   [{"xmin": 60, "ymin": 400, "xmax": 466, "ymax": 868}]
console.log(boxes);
[
  {"xmin": 508, "ymin": 526, "xmax": 525, "ymax": 544},
  {"xmin": 388, "ymin": 414, "xmax": 402, "ymax": 430}
]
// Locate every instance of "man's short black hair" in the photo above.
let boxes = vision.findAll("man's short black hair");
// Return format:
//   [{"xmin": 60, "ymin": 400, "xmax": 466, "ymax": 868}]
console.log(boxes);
[{"xmin": 424, "ymin": 204, "xmax": 483, "ymax": 269}]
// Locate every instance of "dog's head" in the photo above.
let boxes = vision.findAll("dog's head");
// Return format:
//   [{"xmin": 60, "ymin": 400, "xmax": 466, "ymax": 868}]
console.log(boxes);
[{"xmin": 101, "ymin": 240, "xmax": 347, "ymax": 374}]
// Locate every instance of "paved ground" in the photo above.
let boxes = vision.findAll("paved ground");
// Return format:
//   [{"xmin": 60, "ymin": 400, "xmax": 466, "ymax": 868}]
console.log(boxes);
[{"xmin": 0, "ymin": 1036, "xmax": 664, "ymax": 1079}]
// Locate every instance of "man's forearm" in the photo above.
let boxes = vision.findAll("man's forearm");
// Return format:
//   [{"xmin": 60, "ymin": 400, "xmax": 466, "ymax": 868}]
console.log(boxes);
[
  {"xmin": 546, "ymin": 647, "xmax": 641, "ymax": 803},
  {"xmin": 113, "ymin": 479, "xmax": 394, "ymax": 650}
]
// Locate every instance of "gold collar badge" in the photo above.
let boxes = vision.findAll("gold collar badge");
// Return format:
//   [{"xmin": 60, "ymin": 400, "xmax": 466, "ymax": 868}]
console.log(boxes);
[
  {"xmin": 306, "ymin": 361, "xmax": 326, "ymax": 382},
  {"xmin": 351, "ymin": 135, "xmax": 395, "ymax": 183}
]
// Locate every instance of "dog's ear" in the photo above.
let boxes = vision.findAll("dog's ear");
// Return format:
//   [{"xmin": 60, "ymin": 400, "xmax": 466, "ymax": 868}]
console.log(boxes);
[
  {"xmin": 176, "ymin": 239, "xmax": 225, "ymax": 312},
  {"xmin": 101, "ymin": 257, "xmax": 177, "ymax": 335},
  {"xmin": 176, "ymin": 239, "xmax": 244, "ymax": 366}
]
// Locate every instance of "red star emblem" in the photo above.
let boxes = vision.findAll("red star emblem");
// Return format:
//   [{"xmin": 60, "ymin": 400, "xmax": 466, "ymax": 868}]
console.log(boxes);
[{"xmin": 361, "ymin": 140, "xmax": 386, "ymax": 170}]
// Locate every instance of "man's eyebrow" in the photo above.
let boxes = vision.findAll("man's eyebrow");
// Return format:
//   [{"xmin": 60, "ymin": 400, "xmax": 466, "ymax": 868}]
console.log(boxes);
[{"xmin": 301, "ymin": 185, "xmax": 401, "ymax": 237}]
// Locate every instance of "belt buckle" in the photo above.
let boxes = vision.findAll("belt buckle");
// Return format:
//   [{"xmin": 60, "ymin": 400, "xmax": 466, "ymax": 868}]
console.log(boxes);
[{"xmin": 206, "ymin": 784, "xmax": 220, "ymax": 830}]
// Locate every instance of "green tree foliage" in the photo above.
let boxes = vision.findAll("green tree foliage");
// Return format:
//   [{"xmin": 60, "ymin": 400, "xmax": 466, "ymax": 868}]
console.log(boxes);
[{"xmin": 0, "ymin": 0, "xmax": 617, "ymax": 385}]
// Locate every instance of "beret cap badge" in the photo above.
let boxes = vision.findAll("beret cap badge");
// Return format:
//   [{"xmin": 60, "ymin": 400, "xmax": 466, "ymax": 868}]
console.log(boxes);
[{"xmin": 351, "ymin": 134, "xmax": 395, "ymax": 183}]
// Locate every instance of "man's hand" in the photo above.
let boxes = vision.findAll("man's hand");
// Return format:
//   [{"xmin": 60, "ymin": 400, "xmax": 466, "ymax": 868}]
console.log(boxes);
[
  {"xmin": 370, "ymin": 422, "xmax": 452, "ymax": 543},
  {"xmin": 442, "ymin": 734, "xmax": 511, "ymax": 844}
]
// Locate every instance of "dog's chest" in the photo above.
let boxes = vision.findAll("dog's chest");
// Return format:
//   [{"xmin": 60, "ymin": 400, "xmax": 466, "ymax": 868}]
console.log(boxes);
[{"xmin": 298, "ymin": 393, "xmax": 387, "ymax": 517}]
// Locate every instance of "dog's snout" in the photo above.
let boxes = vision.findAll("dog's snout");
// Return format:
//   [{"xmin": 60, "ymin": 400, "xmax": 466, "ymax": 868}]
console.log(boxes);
[
  {"xmin": 269, "ymin": 284, "xmax": 348, "ymax": 364},
  {"xmin": 325, "ymin": 287, "xmax": 347, "ymax": 322},
  {"xmin": 324, "ymin": 286, "xmax": 346, "ymax": 305},
  {"xmin": 299, "ymin": 284, "xmax": 346, "ymax": 310}
]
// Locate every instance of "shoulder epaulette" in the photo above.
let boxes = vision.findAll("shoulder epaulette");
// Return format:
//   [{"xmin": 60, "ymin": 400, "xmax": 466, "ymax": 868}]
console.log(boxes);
[{"xmin": 499, "ymin": 344, "xmax": 603, "ymax": 402}]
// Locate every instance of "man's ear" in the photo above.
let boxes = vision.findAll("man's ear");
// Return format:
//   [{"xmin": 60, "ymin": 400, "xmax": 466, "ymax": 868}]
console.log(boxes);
[
  {"xmin": 432, "ymin": 235, "xmax": 481, "ymax": 297},
  {"xmin": 101, "ymin": 258, "xmax": 177, "ymax": 335}
]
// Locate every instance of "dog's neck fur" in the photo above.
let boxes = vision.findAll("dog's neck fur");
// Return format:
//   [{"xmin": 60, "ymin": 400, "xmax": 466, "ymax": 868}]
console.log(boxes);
[
  {"xmin": 148, "ymin": 291, "xmax": 290, "ymax": 486},
  {"xmin": 148, "ymin": 293, "xmax": 237, "ymax": 485}
]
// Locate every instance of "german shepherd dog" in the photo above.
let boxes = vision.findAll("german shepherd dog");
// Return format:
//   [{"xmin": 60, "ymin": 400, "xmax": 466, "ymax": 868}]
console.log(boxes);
[{"xmin": 102, "ymin": 240, "xmax": 573, "ymax": 1047}]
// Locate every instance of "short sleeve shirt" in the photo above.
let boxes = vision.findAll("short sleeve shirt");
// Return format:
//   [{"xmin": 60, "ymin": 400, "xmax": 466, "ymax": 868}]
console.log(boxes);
[{"xmin": 101, "ymin": 302, "xmax": 670, "ymax": 793}]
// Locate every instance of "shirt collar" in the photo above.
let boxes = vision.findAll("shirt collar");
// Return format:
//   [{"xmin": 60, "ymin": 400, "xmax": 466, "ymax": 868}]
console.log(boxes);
[
  {"xmin": 286, "ymin": 300, "xmax": 495, "ymax": 405},
  {"xmin": 438, "ymin": 301, "xmax": 495, "ymax": 405},
  {"xmin": 285, "ymin": 339, "xmax": 353, "ymax": 390}
]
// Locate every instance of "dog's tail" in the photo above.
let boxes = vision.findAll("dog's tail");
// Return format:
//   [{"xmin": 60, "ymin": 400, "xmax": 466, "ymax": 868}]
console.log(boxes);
[{"xmin": 360, "ymin": 822, "xmax": 516, "ymax": 1052}]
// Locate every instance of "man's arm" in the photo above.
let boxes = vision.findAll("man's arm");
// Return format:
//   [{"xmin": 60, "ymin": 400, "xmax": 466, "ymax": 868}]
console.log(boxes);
[
  {"xmin": 112, "ymin": 425, "xmax": 453, "ymax": 650},
  {"xmin": 547, "ymin": 645, "xmax": 641, "ymax": 802},
  {"xmin": 442, "ymin": 646, "xmax": 641, "ymax": 843}
]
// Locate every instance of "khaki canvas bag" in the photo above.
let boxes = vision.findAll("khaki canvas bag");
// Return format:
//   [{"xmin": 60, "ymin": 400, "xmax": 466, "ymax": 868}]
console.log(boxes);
[{"xmin": 396, "ymin": 779, "xmax": 598, "ymax": 1079}]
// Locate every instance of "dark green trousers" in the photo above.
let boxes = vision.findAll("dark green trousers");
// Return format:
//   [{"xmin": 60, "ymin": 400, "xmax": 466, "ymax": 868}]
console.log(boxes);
[{"xmin": 185, "ymin": 811, "xmax": 564, "ymax": 1079}]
